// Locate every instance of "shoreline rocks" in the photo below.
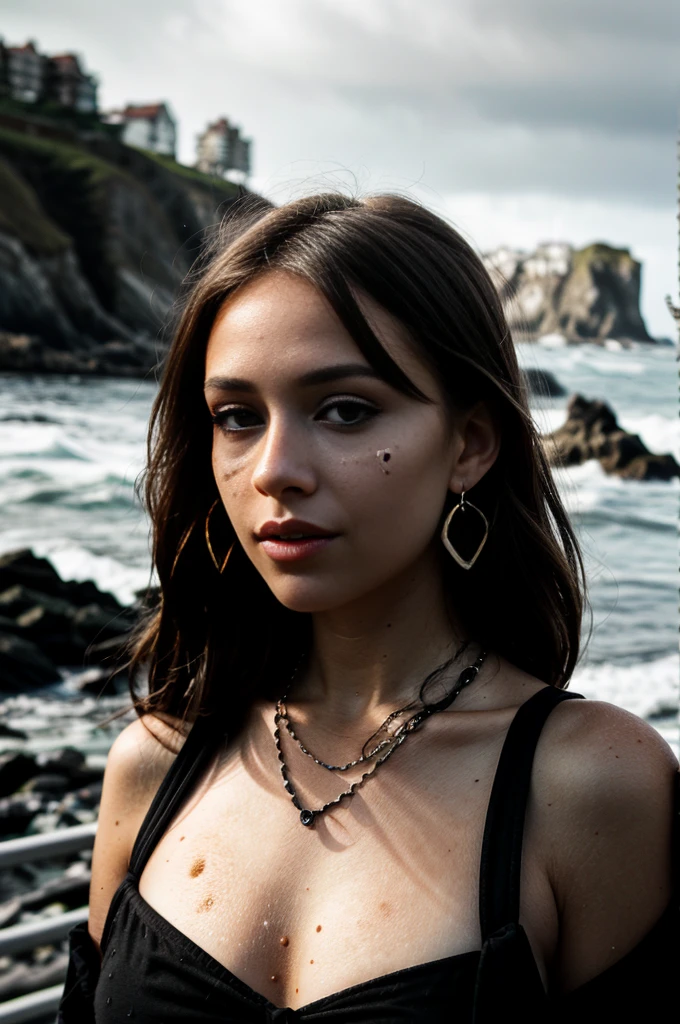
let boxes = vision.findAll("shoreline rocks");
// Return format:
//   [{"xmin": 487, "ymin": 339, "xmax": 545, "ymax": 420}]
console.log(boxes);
[
  {"xmin": 0, "ymin": 549, "xmax": 137, "ymax": 692},
  {"xmin": 541, "ymin": 394, "xmax": 680, "ymax": 480}
]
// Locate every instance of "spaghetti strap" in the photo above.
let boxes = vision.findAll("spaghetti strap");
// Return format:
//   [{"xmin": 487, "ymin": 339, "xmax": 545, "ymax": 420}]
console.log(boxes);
[
  {"xmin": 478, "ymin": 686, "xmax": 585, "ymax": 940},
  {"xmin": 128, "ymin": 713, "xmax": 224, "ymax": 880}
]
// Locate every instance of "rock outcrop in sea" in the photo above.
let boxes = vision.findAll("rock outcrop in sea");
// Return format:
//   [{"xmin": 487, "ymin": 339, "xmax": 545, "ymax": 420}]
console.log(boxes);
[
  {"xmin": 541, "ymin": 394, "xmax": 680, "ymax": 480},
  {"xmin": 0, "ymin": 548, "xmax": 140, "ymax": 692},
  {"xmin": 484, "ymin": 242, "xmax": 653, "ymax": 346}
]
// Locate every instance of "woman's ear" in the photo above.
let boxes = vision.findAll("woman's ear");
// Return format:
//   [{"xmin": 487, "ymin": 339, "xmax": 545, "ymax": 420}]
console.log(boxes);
[{"xmin": 448, "ymin": 400, "xmax": 500, "ymax": 493}]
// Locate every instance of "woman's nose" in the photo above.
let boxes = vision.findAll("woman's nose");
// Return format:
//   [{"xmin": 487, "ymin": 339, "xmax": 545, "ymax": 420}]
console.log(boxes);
[{"xmin": 251, "ymin": 415, "xmax": 317, "ymax": 498}]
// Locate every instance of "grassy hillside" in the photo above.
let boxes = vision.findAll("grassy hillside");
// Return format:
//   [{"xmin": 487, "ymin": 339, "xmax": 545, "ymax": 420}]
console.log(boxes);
[{"xmin": 0, "ymin": 156, "xmax": 69, "ymax": 255}]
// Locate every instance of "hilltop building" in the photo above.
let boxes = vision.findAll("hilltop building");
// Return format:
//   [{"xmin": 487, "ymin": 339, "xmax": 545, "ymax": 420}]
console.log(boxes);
[
  {"xmin": 196, "ymin": 116, "xmax": 251, "ymax": 181},
  {"xmin": 46, "ymin": 53, "xmax": 97, "ymax": 112},
  {"xmin": 0, "ymin": 38, "xmax": 98, "ymax": 112},
  {"xmin": 104, "ymin": 102, "xmax": 177, "ymax": 158}
]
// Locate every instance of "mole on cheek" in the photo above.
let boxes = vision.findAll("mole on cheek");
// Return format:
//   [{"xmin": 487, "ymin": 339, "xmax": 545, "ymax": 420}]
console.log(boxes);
[
  {"xmin": 280, "ymin": 936, "xmax": 289, "ymax": 947},
  {"xmin": 316, "ymin": 925, "xmax": 322, "ymax": 933},
  {"xmin": 197, "ymin": 895, "xmax": 215, "ymax": 913},
  {"xmin": 189, "ymin": 857, "xmax": 206, "ymax": 878}
]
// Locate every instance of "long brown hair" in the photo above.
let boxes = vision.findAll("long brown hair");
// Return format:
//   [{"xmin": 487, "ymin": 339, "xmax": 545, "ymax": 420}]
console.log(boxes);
[{"xmin": 124, "ymin": 192, "xmax": 590, "ymax": 727}]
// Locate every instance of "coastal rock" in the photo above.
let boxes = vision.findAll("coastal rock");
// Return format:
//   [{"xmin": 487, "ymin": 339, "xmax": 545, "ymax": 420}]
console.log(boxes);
[
  {"xmin": 485, "ymin": 243, "xmax": 653, "ymax": 345},
  {"xmin": 521, "ymin": 367, "xmax": 567, "ymax": 398},
  {"xmin": 541, "ymin": 394, "xmax": 680, "ymax": 480},
  {"xmin": 0, "ymin": 549, "xmax": 135, "ymax": 688},
  {"xmin": 0, "ymin": 128, "xmax": 247, "ymax": 375},
  {"xmin": 0, "ymin": 753, "xmax": 38, "ymax": 799},
  {"xmin": 0, "ymin": 632, "xmax": 59, "ymax": 690},
  {"xmin": 0, "ymin": 793, "xmax": 44, "ymax": 837},
  {"xmin": 0, "ymin": 550, "xmax": 123, "ymax": 610},
  {"xmin": 0, "ymin": 329, "xmax": 161, "ymax": 377}
]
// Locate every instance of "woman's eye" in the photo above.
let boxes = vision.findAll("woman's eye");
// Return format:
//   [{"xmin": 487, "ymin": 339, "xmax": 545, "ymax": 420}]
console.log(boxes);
[
  {"xmin": 318, "ymin": 401, "xmax": 379, "ymax": 426},
  {"xmin": 211, "ymin": 408, "xmax": 261, "ymax": 431}
]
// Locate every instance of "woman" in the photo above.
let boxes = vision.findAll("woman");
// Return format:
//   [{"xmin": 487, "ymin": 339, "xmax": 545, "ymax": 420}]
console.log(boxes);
[{"xmin": 59, "ymin": 193, "xmax": 678, "ymax": 1023}]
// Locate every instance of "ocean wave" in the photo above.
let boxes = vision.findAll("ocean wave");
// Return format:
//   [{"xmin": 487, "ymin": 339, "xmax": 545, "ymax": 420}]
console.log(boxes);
[{"xmin": 570, "ymin": 652, "xmax": 678, "ymax": 722}]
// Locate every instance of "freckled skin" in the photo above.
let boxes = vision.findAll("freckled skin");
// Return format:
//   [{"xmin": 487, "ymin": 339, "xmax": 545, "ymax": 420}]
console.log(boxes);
[
  {"xmin": 190, "ymin": 857, "xmax": 206, "ymax": 878},
  {"xmin": 204, "ymin": 271, "xmax": 467, "ymax": 619}
]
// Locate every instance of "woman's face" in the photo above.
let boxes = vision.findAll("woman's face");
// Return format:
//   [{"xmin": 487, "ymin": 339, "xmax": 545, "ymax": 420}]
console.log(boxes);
[{"xmin": 204, "ymin": 270, "xmax": 479, "ymax": 614}]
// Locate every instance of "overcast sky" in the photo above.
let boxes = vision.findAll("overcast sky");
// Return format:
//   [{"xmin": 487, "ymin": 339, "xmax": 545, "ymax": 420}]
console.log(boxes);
[{"xmin": 2, "ymin": 0, "xmax": 679, "ymax": 335}]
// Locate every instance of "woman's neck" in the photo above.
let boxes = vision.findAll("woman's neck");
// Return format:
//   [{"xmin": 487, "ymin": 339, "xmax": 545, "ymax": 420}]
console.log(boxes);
[{"xmin": 298, "ymin": 553, "xmax": 471, "ymax": 722}]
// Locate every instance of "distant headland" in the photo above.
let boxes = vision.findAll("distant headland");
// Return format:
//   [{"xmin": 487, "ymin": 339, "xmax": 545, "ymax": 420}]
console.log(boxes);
[{"xmin": 483, "ymin": 242, "xmax": 654, "ymax": 347}]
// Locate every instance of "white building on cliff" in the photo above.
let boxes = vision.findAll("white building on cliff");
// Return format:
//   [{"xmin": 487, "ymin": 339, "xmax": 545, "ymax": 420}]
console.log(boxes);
[{"xmin": 106, "ymin": 102, "xmax": 177, "ymax": 158}]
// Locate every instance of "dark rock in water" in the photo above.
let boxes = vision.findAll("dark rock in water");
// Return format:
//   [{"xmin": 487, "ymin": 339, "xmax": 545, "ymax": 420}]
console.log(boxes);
[
  {"xmin": 0, "ymin": 793, "xmax": 44, "ymax": 836},
  {"xmin": 71, "ymin": 601, "xmax": 136, "ymax": 644},
  {"xmin": 0, "ymin": 753, "xmax": 38, "ymax": 798},
  {"xmin": 0, "ymin": 613, "xmax": 22, "ymax": 635},
  {"xmin": 521, "ymin": 367, "xmax": 567, "ymax": 398},
  {"xmin": 0, "ymin": 722, "xmax": 27, "ymax": 740},
  {"xmin": 542, "ymin": 394, "xmax": 680, "ymax": 480},
  {"xmin": 0, "ymin": 550, "xmax": 137, "ymax": 687},
  {"xmin": 26, "ymin": 773, "xmax": 74, "ymax": 796},
  {"xmin": 0, "ymin": 550, "xmax": 65, "ymax": 602},
  {"xmin": 0, "ymin": 550, "xmax": 122, "ymax": 610},
  {"xmin": 0, "ymin": 632, "xmax": 59, "ymax": 690},
  {"xmin": 16, "ymin": 604, "xmax": 87, "ymax": 665},
  {"xmin": 84, "ymin": 633, "xmax": 131, "ymax": 672},
  {"xmin": 39, "ymin": 747, "xmax": 85, "ymax": 773},
  {"xmin": 0, "ymin": 584, "xmax": 75, "ymax": 620},
  {"xmin": 35, "ymin": 748, "xmax": 103, "ymax": 788}
]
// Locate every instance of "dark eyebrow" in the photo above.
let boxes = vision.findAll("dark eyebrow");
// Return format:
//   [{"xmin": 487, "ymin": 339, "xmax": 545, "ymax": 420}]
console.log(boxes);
[{"xmin": 204, "ymin": 363, "xmax": 384, "ymax": 393}]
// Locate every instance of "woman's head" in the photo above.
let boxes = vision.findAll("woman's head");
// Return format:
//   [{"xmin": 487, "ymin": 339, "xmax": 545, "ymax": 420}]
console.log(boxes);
[
  {"xmin": 204, "ymin": 268, "xmax": 498, "ymax": 618},
  {"xmin": 128, "ymin": 193, "xmax": 588, "ymax": 722}
]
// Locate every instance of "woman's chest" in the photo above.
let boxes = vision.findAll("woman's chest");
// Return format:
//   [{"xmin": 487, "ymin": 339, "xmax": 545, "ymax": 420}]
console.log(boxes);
[{"xmin": 135, "ymin": 732, "xmax": 556, "ymax": 1009}]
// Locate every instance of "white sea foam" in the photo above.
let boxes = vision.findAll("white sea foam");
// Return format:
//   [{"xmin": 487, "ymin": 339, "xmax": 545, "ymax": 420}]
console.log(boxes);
[{"xmin": 570, "ymin": 653, "xmax": 678, "ymax": 754}]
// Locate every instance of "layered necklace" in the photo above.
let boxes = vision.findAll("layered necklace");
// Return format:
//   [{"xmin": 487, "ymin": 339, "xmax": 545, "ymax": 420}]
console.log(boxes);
[{"xmin": 273, "ymin": 644, "xmax": 488, "ymax": 827}]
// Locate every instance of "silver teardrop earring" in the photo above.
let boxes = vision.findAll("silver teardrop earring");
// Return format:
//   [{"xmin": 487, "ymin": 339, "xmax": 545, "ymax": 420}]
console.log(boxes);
[{"xmin": 440, "ymin": 485, "xmax": 489, "ymax": 570}]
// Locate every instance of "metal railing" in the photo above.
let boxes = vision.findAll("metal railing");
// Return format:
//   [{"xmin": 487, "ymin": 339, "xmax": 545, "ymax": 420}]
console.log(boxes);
[{"xmin": 0, "ymin": 823, "xmax": 97, "ymax": 1023}]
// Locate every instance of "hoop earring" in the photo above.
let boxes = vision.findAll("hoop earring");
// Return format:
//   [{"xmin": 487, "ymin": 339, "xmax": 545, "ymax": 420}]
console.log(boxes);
[
  {"xmin": 440, "ymin": 489, "xmax": 489, "ymax": 570},
  {"xmin": 205, "ymin": 499, "xmax": 234, "ymax": 574}
]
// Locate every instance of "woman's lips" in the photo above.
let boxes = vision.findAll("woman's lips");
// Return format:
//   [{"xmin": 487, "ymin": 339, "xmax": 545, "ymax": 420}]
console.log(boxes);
[{"xmin": 259, "ymin": 536, "xmax": 338, "ymax": 562}]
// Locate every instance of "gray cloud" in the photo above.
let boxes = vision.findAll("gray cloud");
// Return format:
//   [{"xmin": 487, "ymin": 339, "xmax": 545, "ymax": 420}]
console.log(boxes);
[{"xmin": 2, "ymin": 0, "xmax": 678, "ymax": 207}]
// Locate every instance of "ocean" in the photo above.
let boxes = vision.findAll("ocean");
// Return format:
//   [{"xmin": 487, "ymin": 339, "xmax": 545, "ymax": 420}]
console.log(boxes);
[{"xmin": 0, "ymin": 339, "xmax": 678, "ymax": 756}]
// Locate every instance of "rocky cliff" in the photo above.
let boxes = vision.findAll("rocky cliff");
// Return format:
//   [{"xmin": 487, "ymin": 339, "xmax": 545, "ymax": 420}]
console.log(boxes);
[
  {"xmin": 0, "ymin": 125, "xmax": 255, "ymax": 374},
  {"xmin": 0, "ymin": 129, "xmax": 657, "ymax": 373},
  {"xmin": 483, "ymin": 242, "xmax": 652, "ymax": 345}
]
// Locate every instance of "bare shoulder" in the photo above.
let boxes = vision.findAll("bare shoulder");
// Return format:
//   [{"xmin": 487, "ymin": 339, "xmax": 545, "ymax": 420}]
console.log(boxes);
[
  {"xmin": 530, "ymin": 695, "xmax": 678, "ymax": 992},
  {"xmin": 87, "ymin": 713, "xmax": 191, "ymax": 952},
  {"xmin": 533, "ymin": 695, "xmax": 678, "ymax": 810}
]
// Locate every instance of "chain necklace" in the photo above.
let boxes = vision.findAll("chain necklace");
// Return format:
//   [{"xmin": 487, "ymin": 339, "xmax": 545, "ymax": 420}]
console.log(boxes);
[
  {"xmin": 280, "ymin": 703, "xmax": 411, "ymax": 772},
  {"xmin": 278, "ymin": 639, "xmax": 470, "ymax": 772},
  {"xmin": 273, "ymin": 647, "xmax": 488, "ymax": 827}
]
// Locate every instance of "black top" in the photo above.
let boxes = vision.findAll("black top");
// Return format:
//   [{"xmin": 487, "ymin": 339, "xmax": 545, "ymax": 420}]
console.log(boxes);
[{"xmin": 58, "ymin": 687, "xmax": 680, "ymax": 1023}]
